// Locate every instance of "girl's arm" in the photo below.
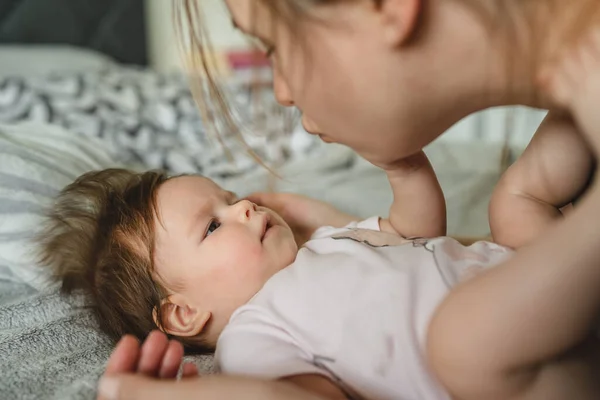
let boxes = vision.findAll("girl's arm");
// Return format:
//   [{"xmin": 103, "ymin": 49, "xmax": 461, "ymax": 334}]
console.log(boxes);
[
  {"xmin": 430, "ymin": 28, "xmax": 600, "ymax": 400},
  {"xmin": 383, "ymin": 151, "xmax": 447, "ymax": 238},
  {"xmin": 98, "ymin": 374, "xmax": 334, "ymax": 400},
  {"xmin": 98, "ymin": 332, "xmax": 342, "ymax": 400},
  {"xmin": 427, "ymin": 180, "xmax": 600, "ymax": 400}
]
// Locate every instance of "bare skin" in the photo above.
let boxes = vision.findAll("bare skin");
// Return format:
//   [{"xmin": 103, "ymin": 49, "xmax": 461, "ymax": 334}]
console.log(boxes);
[{"xmin": 490, "ymin": 112, "xmax": 594, "ymax": 248}]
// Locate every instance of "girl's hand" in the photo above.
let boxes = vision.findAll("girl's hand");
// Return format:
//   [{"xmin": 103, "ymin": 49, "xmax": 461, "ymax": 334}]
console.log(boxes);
[
  {"xmin": 97, "ymin": 333, "xmax": 324, "ymax": 400},
  {"xmin": 541, "ymin": 27, "xmax": 600, "ymax": 154},
  {"xmin": 379, "ymin": 151, "xmax": 446, "ymax": 238},
  {"xmin": 98, "ymin": 331, "xmax": 198, "ymax": 400},
  {"xmin": 104, "ymin": 331, "xmax": 198, "ymax": 378},
  {"xmin": 246, "ymin": 192, "xmax": 358, "ymax": 246}
]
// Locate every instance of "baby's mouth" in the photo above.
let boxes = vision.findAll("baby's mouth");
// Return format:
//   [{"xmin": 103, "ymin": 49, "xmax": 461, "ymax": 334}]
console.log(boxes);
[{"xmin": 261, "ymin": 216, "xmax": 272, "ymax": 242}]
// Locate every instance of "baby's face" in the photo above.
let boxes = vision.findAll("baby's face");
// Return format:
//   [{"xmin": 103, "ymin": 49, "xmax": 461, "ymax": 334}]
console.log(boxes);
[{"xmin": 153, "ymin": 176, "xmax": 297, "ymax": 331}]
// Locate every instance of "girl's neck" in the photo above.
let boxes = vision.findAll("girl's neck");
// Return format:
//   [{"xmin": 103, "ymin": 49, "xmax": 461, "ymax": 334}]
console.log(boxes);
[{"xmin": 429, "ymin": 0, "xmax": 599, "ymax": 118}]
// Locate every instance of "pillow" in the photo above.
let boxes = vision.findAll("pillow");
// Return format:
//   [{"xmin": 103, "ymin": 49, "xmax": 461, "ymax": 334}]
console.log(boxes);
[{"xmin": 0, "ymin": 122, "xmax": 120, "ymax": 289}]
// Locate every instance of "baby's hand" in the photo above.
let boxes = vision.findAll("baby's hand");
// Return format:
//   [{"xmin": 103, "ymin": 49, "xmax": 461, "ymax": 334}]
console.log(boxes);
[{"xmin": 541, "ymin": 27, "xmax": 600, "ymax": 153}]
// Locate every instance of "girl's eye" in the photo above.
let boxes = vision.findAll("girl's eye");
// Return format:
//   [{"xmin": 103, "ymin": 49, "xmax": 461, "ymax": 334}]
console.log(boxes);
[{"xmin": 206, "ymin": 220, "xmax": 221, "ymax": 237}]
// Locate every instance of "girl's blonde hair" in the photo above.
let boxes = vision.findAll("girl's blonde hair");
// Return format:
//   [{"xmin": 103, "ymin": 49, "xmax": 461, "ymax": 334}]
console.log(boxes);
[{"xmin": 174, "ymin": 0, "xmax": 600, "ymax": 170}]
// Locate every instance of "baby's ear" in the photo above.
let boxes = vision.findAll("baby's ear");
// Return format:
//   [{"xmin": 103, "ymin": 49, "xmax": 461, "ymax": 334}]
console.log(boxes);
[{"xmin": 152, "ymin": 296, "xmax": 211, "ymax": 337}]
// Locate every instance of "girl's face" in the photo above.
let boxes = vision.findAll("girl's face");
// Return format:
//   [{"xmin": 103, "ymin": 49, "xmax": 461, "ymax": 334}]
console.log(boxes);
[{"xmin": 225, "ymin": 0, "xmax": 448, "ymax": 168}]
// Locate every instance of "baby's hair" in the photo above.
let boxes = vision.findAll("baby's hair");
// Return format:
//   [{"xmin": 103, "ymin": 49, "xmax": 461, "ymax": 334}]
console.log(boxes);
[{"xmin": 38, "ymin": 169, "xmax": 212, "ymax": 353}]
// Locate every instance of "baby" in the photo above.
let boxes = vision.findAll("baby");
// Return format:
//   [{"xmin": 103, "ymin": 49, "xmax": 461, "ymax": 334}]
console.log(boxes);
[{"xmin": 39, "ymin": 168, "xmax": 513, "ymax": 399}]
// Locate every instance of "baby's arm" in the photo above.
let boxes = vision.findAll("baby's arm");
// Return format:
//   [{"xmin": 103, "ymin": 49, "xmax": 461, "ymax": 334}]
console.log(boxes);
[
  {"xmin": 490, "ymin": 112, "xmax": 594, "ymax": 248},
  {"xmin": 382, "ymin": 151, "xmax": 446, "ymax": 238}
]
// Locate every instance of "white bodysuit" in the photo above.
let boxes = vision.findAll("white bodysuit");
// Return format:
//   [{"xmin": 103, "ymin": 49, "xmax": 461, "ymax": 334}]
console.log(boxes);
[{"xmin": 215, "ymin": 217, "xmax": 513, "ymax": 400}]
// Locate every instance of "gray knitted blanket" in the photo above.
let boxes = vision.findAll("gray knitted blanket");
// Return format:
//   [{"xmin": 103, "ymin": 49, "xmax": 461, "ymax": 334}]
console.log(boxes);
[{"xmin": 0, "ymin": 282, "xmax": 214, "ymax": 400}]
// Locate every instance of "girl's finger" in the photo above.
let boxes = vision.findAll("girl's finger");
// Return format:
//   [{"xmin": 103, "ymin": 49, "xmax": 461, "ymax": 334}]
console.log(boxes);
[
  {"xmin": 181, "ymin": 362, "xmax": 199, "ymax": 378},
  {"xmin": 158, "ymin": 340, "xmax": 185, "ymax": 379},
  {"xmin": 137, "ymin": 331, "xmax": 170, "ymax": 377},
  {"xmin": 544, "ymin": 64, "xmax": 573, "ymax": 107},
  {"xmin": 585, "ymin": 27, "xmax": 600, "ymax": 58},
  {"xmin": 245, "ymin": 192, "xmax": 273, "ymax": 206},
  {"xmin": 105, "ymin": 335, "xmax": 141, "ymax": 375},
  {"xmin": 579, "ymin": 34, "xmax": 599, "ymax": 74}
]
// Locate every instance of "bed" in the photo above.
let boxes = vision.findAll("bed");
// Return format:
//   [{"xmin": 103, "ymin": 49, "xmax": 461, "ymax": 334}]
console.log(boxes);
[{"xmin": 0, "ymin": 1, "xmax": 543, "ymax": 399}]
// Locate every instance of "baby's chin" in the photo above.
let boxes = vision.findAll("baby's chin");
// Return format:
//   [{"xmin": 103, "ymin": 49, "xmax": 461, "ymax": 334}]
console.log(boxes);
[{"xmin": 263, "ymin": 249, "xmax": 296, "ymax": 285}]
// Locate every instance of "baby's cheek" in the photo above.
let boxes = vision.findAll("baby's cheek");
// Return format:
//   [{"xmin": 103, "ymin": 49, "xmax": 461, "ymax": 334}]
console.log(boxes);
[
  {"xmin": 223, "ymin": 239, "xmax": 264, "ymax": 270},
  {"xmin": 235, "ymin": 233, "xmax": 263, "ymax": 255}
]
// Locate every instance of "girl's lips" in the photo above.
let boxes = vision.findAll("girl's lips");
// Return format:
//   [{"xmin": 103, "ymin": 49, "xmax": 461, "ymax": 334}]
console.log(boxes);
[
  {"xmin": 301, "ymin": 119, "xmax": 321, "ymax": 136},
  {"xmin": 302, "ymin": 124, "xmax": 334, "ymax": 143},
  {"xmin": 302, "ymin": 123, "xmax": 333, "ymax": 143},
  {"xmin": 303, "ymin": 126, "xmax": 320, "ymax": 136},
  {"xmin": 318, "ymin": 134, "xmax": 334, "ymax": 143}
]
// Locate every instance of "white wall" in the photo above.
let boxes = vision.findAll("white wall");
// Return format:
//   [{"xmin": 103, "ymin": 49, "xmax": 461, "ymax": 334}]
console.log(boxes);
[
  {"xmin": 443, "ymin": 107, "xmax": 545, "ymax": 147},
  {"xmin": 145, "ymin": 0, "xmax": 247, "ymax": 72}
]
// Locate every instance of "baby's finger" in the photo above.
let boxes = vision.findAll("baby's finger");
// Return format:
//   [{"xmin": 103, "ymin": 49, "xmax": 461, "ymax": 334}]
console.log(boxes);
[
  {"xmin": 158, "ymin": 340, "xmax": 185, "ymax": 379},
  {"xmin": 181, "ymin": 362, "xmax": 199, "ymax": 378},
  {"xmin": 105, "ymin": 335, "xmax": 141, "ymax": 375},
  {"xmin": 137, "ymin": 331, "xmax": 169, "ymax": 377}
]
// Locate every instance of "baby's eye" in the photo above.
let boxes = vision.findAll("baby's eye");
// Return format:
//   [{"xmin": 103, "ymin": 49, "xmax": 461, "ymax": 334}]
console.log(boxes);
[{"xmin": 206, "ymin": 220, "xmax": 221, "ymax": 237}]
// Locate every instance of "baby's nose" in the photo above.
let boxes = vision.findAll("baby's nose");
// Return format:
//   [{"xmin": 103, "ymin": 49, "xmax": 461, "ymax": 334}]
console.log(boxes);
[{"xmin": 236, "ymin": 199, "xmax": 257, "ymax": 220}]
